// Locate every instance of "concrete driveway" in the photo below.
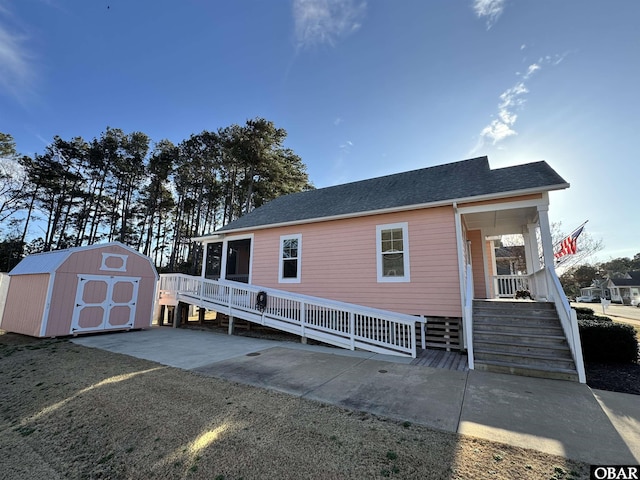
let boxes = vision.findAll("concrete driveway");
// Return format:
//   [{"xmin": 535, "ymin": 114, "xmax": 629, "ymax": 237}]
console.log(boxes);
[{"xmin": 72, "ymin": 326, "xmax": 640, "ymax": 465}]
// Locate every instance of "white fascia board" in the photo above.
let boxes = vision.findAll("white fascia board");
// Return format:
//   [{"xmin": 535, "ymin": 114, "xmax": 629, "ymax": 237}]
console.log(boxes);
[
  {"xmin": 191, "ymin": 233, "xmax": 225, "ymax": 243},
  {"xmin": 456, "ymin": 196, "xmax": 550, "ymax": 215},
  {"xmin": 209, "ymin": 184, "xmax": 569, "ymax": 236}
]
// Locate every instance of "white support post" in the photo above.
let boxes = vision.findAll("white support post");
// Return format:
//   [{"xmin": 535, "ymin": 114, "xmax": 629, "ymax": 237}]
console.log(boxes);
[
  {"xmin": 522, "ymin": 224, "xmax": 535, "ymax": 273},
  {"xmin": 300, "ymin": 301, "xmax": 307, "ymax": 344},
  {"xmin": 200, "ymin": 242, "xmax": 208, "ymax": 278},
  {"xmin": 349, "ymin": 312, "xmax": 355, "ymax": 350},
  {"xmin": 537, "ymin": 205, "xmax": 555, "ymax": 299},
  {"xmin": 453, "ymin": 203, "xmax": 468, "ymax": 328}
]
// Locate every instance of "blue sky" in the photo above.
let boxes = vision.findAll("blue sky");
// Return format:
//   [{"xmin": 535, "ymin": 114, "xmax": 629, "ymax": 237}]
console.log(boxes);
[{"xmin": 1, "ymin": 0, "xmax": 638, "ymax": 262}]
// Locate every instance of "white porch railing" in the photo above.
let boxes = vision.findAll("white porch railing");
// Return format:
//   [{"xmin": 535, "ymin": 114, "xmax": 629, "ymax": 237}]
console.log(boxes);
[
  {"xmin": 158, "ymin": 273, "xmax": 420, "ymax": 358},
  {"xmin": 544, "ymin": 267, "xmax": 586, "ymax": 383},
  {"xmin": 463, "ymin": 264, "xmax": 475, "ymax": 370},
  {"xmin": 493, "ymin": 274, "xmax": 532, "ymax": 298},
  {"xmin": 530, "ymin": 268, "xmax": 549, "ymax": 301}
]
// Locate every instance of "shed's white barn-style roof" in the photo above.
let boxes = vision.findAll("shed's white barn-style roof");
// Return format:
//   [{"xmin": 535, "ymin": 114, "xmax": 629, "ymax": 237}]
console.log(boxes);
[{"xmin": 9, "ymin": 242, "xmax": 157, "ymax": 278}]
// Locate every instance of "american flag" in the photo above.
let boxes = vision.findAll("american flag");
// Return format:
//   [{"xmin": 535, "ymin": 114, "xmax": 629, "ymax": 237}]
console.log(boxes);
[{"xmin": 554, "ymin": 225, "xmax": 585, "ymax": 259}]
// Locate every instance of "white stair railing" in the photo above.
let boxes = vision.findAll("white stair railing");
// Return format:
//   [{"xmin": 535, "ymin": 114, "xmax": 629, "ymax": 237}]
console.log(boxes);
[
  {"xmin": 158, "ymin": 273, "xmax": 419, "ymax": 358},
  {"xmin": 544, "ymin": 267, "xmax": 586, "ymax": 383}
]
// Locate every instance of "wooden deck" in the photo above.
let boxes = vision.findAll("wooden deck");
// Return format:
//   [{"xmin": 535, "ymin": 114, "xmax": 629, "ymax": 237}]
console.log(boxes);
[{"xmin": 410, "ymin": 348, "xmax": 469, "ymax": 371}]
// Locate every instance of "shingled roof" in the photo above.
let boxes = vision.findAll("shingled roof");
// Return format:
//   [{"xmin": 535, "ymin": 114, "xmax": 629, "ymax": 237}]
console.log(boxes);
[{"xmin": 215, "ymin": 156, "xmax": 568, "ymax": 234}]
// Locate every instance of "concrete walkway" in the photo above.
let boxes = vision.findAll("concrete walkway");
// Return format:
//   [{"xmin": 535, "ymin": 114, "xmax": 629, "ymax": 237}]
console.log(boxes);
[{"xmin": 72, "ymin": 327, "xmax": 640, "ymax": 465}]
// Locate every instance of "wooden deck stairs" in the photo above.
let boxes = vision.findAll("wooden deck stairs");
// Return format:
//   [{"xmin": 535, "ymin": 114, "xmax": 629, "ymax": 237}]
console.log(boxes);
[{"xmin": 472, "ymin": 300, "xmax": 579, "ymax": 381}]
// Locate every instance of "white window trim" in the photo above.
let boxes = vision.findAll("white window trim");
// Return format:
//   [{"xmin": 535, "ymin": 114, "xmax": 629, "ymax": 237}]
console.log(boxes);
[
  {"xmin": 100, "ymin": 253, "xmax": 128, "ymax": 272},
  {"xmin": 278, "ymin": 234, "xmax": 302, "ymax": 283},
  {"xmin": 216, "ymin": 233, "xmax": 254, "ymax": 284},
  {"xmin": 376, "ymin": 222, "xmax": 410, "ymax": 283}
]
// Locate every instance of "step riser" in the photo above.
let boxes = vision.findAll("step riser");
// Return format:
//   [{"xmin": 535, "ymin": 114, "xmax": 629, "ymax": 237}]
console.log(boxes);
[
  {"xmin": 474, "ymin": 304, "xmax": 557, "ymax": 312},
  {"xmin": 474, "ymin": 351, "xmax": 575, "ymax": 369},
  {"xmin": 473, "ymin": 302, "xmax": 555, "ymax": 311},
  {"xmin": 475, "ymin": 325, "xmax": 564, "ymax": 335},
  {"xmin": 474, "ymin": 342, "xmax": 572, "ymax": 358},
  {"xmin": 474, "ymin": 317, "xmax": 561, "ymax": 327},
  {"xmin": 474, "ymin": 332, "xmax": 567, "ymax": 346},
  {"xmin": 474, "ymin": 310, "xmax": 556, "ymax": 316},
  {"xmin": 474, "ymin": 362, "xmax": 579, "ymax": 382},
  {"xmin": 474, "ymin": 308, "xmax": 559, "ymax": 316}
]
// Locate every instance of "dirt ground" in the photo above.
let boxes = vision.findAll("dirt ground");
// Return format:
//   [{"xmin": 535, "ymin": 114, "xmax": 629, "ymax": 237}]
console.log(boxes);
[{"xmin": 0, "ymin": 331, "xmax": 590, "ymax": 480}]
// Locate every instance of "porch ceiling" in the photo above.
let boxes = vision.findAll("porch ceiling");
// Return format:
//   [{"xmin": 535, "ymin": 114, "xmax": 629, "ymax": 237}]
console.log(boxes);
[{"xmin": 463, "ymin": 206, "xmax": 538, "ymax": 235}]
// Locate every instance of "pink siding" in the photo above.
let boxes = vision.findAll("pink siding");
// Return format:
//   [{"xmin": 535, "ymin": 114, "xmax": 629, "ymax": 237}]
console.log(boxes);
[
  {"xmin": 250, "ymin": 206, "xmax": 462, "ymax": 317},
  {"xmin": 459, "ymin": 192, "xmax": 543, "ymax": 208},
  {"xmin": 45, "ymin": 244, "xmax": 156, "ymax": 337},
  {"xmin": 1, "ymin": 274, "xmax": 49, "ymax": 337},
  {"xmin": 467, "ymin": 229, "xmax": 487, "ymax": 299}
]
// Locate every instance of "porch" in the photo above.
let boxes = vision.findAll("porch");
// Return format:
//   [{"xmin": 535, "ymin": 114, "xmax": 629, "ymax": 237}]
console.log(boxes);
[{"xmin": 455, "ymin": 195, "xmax": 586, "ymax": 382}]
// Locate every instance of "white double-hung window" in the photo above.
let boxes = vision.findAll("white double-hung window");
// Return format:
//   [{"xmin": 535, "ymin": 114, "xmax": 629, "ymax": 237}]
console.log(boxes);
[
  {"xmin": 376, "ymin": 222, "xmax": 410, "ymax": 282},
  {"xmin": 279, "ymin": 234, "xmax": 301, "ymax": 283}
]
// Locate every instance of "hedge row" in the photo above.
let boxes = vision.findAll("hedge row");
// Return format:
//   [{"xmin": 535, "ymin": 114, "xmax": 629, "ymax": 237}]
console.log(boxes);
[{"xmin": 575, "ymin": 311, "xmax": 639, "ymax": 363}]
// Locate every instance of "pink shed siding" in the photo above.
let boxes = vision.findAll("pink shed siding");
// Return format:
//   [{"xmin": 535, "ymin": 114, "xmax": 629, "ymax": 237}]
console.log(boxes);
[
  {"xmin": 44, "ymin": 244, "xmax": 156, "ymax": 337},
  {"xmin": 1, "ymin": 274, "xmax": 49, "ymax": 337},
  {"xmin": 249, "ymin": 206, "xmax": 462, "ymax": 317},
  {"xmin": 467, "ymin": 229, "xmax": 488, "ymax": 299},
  {"xmin": 2, "ymin": 242, "xmax": 157, "ymax": 338}
]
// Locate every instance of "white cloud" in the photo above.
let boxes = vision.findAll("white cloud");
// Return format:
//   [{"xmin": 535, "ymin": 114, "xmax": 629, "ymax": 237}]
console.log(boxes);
[
  {"xmin": 293, "ymin": 0, "xmax": 366, "ymax": 49},
  {"xmin": 525, "ymin": 63, "xmax": 540, "ymax": 78},
  {"xmin": 472, "ymin": 61, "xmax": 549, "ymax": 153},
  {"xmin": 334, "ymin": 117, "xmax": 343, "ymax": 126},
  {"xmin": 473, "ymin": 0, "xmax": 507, "ymax": 29},
  {"xmin": 339, "ymin": 140, "xmax": 353, "ymax": 150},
  {"xmin": 480, "ymin": 119, "xmax": 517, "ymax": 144},
  {"xmin": 0, "ymin": 6, "xmax": 35, "ymax": 102}
]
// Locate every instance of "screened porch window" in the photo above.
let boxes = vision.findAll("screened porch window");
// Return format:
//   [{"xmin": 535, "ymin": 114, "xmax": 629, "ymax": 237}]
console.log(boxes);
[
  {"xmin": 376, "ymin": 222, "xmax": 410, "ymax": 282},
  {"xmin": 204, "ymin": 242, "xmax": 222, "ymax": 280},
  {"xmin": 279, "ymin": 234, "xmax": 301, "ymax": 283}
]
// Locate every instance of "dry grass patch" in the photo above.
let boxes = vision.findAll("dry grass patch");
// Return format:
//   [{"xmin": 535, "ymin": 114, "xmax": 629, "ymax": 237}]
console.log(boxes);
[{"xmin": 0, "ymin": 331, "xmax": 589, "ymax": 479}]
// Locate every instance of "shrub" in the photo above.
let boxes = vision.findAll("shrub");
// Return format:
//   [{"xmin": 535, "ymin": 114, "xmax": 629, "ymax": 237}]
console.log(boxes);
[
  {"xmin": 578, "ymin": 314, "xmax": 612, "ymax": 322},
  {"xmin": 578, "ymin": 320, "xmax": 639, "ymax": 363},
  {"xmin": 573, "ymin": 307, "xmax": 612, "ymax": 322}
]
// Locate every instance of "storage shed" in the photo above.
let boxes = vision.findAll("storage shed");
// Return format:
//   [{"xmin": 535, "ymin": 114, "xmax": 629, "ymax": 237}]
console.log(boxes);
[{"xmin": 0, "ymin": 242, "xmax": 158, "ymax": 338}]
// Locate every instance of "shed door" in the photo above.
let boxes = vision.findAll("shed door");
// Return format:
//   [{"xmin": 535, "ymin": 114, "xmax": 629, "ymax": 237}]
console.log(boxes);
[{"xmin": 70, "ymin": 274, "xmax": 141, "ymax": 334}]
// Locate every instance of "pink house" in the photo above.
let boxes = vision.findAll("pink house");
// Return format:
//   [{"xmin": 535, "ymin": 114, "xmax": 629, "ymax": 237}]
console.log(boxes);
[
  {"xmin": 160, "ymin": 157, "xmax": 585, "ymax": 381},
  {"xmin": 1, "ymin": 242, "xmax": 158, "ymax": 338}
]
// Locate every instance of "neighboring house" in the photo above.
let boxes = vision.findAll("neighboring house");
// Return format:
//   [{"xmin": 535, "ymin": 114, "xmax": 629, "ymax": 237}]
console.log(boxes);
[
  {"xmin": 491, "ymin": 244, "xmax": 528, "ymax": 298},
  {"xmin": 494, "ymin": 245, "xmax": 527, "ymax": 276},
  {"xmin": 160, "ymin": 156, "xmax": 585, "ymax": 381},
  {"xmin": 576, "ymin": 278, "xmax": 609, "ymax": 302},
  {"xmin": 606, "ymin": 271, "xmax": 640, "ymax": 304}
]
